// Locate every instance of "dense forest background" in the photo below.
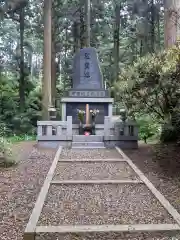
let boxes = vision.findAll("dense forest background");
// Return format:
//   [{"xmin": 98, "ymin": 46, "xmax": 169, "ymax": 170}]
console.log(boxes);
[{"xmin": 0, "ymin": 0, "xmax": 180, "ymax": 143}]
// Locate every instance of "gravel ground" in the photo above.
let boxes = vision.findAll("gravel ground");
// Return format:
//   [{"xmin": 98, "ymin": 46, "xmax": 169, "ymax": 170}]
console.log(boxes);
[
  {"xmin": 38, "ymin": 184, "xmax": 175, "ymax": 226},
  {"xmin": 124, "ymin": 143, "xmax": 180, "ymax": 217},
  {"xmin": 36, "ymin": 232, "xmax": 180, "ymax": 240},
  {"xmin": 2, "ymin": 144, "xmax": 180, "ymax": 240},
  {"xmin": 0, "ymin": 142, "xmax": 56, "ymax": 240},
  {"xmin": 60, "ymin": 148, "xmax": 121, "ymax": 159},
  {"xmin": 53, "ymin": 162, "xmax": 139, "ymax": 180}
]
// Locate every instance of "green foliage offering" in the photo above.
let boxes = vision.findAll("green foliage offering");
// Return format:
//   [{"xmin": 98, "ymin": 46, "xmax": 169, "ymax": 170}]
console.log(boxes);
[
  {"xmin": 115, "ymin": 45, "xmax": 180, "ymax": 142},
  {"xmin": 77, "ymin": 109, "xmax": 85, "ymax": 123}
]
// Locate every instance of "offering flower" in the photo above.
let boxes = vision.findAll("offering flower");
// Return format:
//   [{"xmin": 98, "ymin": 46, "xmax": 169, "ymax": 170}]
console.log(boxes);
[{"xmin": 90, "ymin": 109, "xmax": 99, "ymax": 117}]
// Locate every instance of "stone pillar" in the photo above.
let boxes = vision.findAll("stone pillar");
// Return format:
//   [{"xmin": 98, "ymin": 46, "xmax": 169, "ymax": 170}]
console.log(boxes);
[
  {"xmin": 67, "ymin": 116, "xmax": 72, "ymax": 139},
  {"xmin": 42, "ymin": 0, "xmax": 52, "ymax": 120},
  {"xmin": 61, "ymin": 103, "xmax": 66, "ymax": 121},
  {"xmin": 134, "ymin": 124, "xmax": 139, "ymax": 137},
  {"xmin": 124, "ymin": 122, "xmax": 129, "ymax": 136},
  {"xmin": 108, "ymin": 103, "xmax": 113, "ymax": 118},
  {"xmin": 104, "ymin": 116, "xmax": 110, "ymax": 136}
]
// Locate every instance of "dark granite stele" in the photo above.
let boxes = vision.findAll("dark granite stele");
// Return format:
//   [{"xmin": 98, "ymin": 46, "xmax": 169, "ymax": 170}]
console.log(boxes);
[
  {"xmin": 72, "ymin": 47, "xmax": 103, "ymax": 90},
  {"xmin": 60, "ymin": 47, "xmax": 113, "ymax": 126}
]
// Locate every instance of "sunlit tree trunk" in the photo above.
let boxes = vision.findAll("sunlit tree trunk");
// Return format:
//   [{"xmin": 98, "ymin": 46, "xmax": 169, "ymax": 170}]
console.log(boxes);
[
  {"xmin": 42, "ymin": 0, "xmax": 52, "ymax": 120},
  {"xmin": 51, "ymin": 4, "xmax": 56, "ymax": 107},
  {"xmin": 85, "ymin": 0, "xmax": 90, "ymax": 47},
  {"xmin": 73, "ymin": 21, "xmax": 80, "ymax": 53},
  {"xmin": 19, "ymin": 7, "xmax": 25, "ymax": 112},
  {"xmin": 80, "ymin": 6, "xmax": 85, "ymax": 48},
  {"xmin": 157, "ymin": 6, "xmax": 161, "ymax": 49},
  {"xmin": 113, "ymin": 3, "xmax": 121, "ymax": 83},
  {"xmin": 150, "ymin": 0, "xmax": 155, "ymax": 53},
  {"xmin": 164, "ymin": 0, "xmax": 180, "ymax": 48}
]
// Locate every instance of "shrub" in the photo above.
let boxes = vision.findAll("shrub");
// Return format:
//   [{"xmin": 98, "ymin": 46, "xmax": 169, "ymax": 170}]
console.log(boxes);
[
  {"xmin": 137, "ymin": 117, "xmax": 160, "ymax": 143},
  {"xmin": 115, "ymin": 45, "xmax": 180, "ymax": 143},
  {"xmin": 0, "ymin": 138, "xmax": 17, "ymax": 168},
  {"xmin": 0, "ymin": 74, "xmax": 41, "ymax": 136},
  {"xmin": 160, "ymin": 124, "xmax": 178, "ymax": 142}
]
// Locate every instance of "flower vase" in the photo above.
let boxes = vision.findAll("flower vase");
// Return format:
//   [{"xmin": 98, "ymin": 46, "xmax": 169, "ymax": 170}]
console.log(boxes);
[
  {"xmin": 79, "ymin": 121, "xmax": 83, "ymax": 135},
  {"xmin": 91, "ymin": 115, "xmax": 96, "ymax": 135}
]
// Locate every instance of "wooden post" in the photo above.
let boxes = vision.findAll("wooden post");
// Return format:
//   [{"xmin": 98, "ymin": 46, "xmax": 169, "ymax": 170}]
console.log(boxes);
[
  {"xmin": 85, "ymin": 104, "xmax": 90, "ymax": 125},
  {"xmin": 42, "ymin": 0, "xmax": 52, "ymax": 120}
]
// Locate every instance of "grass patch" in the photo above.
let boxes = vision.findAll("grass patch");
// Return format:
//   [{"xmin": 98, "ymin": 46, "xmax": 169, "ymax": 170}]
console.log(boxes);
[{"xmin": 7, "ymin": 134, "xmax": 36, "ymax": 143}]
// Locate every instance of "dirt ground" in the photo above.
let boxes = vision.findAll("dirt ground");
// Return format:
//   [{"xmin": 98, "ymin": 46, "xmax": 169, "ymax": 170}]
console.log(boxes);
[
  {"xmin": 1, "ymin": 142, "xmax": 180, "ymax": 240},
  {"xmin": 124, "ymin": 142, "xmax": 180, "ymax": 213},
  {"xmin": 0, "ymin": 141, "xmax": 56, "ymax": 240}
]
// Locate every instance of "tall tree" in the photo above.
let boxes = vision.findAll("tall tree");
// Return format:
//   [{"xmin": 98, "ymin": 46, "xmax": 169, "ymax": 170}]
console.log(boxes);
[
  {"xmin": 113, "ymin": 2, "xmax": 121, "ymax": 83},
  {"xmin": 19, "ymin": 6, "xmax": 25, "ymax": 112},
  {"xmin": 164, "ymin": 0, "xmax": 180, "ymax": 48},
  {"xmin": 85, "ymin": 0, "xmax": 90, "ymax": 47},
  {"xmin": 42, "ymin": 0, "xmax": 52, "ymax": 120},
  {"xmin": 51, "ymin": 2, "xmax": 56, "ymax": 106}
]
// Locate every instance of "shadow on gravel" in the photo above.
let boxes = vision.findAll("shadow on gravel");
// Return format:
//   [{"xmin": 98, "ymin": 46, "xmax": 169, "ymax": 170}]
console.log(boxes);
[{"xmin": 126, "ymin": 143, "xmax": 180, "ymax": 178}]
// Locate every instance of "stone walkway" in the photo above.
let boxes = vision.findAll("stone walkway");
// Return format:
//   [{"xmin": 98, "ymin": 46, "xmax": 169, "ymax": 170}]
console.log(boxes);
[{"xmin": 25, "ymin": 147, "xmax": 180, "ymax": 240}]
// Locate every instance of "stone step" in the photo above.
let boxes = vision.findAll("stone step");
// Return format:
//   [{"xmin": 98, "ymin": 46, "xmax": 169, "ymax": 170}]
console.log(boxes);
[
  {"xmin": 72, "ymin": 135, "xmax": 104, "ymax": 142},
  {"xmin": 72, "ymin": 142, "xmax": 105, "ymax": 149}
]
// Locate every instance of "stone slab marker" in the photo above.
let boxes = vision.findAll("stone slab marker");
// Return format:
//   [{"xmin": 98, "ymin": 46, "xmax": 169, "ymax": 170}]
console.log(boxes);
[
  {"xmin": 104, "ymin": 116, "xmax": 110, "ymax": 136},
  {"xmin": 67, "ymin": 116, "xmax": 72, "ymax": 138},
  {"xmin": 72, "ymin": 47, "xmax": 103, "ymax": 90}
]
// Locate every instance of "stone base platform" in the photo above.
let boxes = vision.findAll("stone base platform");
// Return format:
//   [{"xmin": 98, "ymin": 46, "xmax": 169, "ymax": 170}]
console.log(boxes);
[
  {"xmin": 72, "ymin": 141, "xmax": 105, "ymax": 149},
  {"xmin": 36, "ymin": 139, "xmax": 138, "ymax": 149},
  {"xmin": 73, "ymin": 135, "xmax": 103, "ymax": 142},
  {"xmin": 72, "ymin": 135, "xmax": 105, "ymax": 149}
]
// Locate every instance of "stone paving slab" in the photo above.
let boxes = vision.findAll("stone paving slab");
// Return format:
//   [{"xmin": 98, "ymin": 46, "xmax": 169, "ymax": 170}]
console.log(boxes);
[
  {"xmin": 38, "ymin": 184, "xmax": 175, "ymax": 226},
  {"xmin": 36, "ymin": 232, "xmax": 180, "ymax": 240},
  {"xmin": 53, "ymin": 162, "xmax": 139, "ymax": 181},
  {"xmin": 60, "ymin": 149, "xmax": 122, "ymax": 159}
]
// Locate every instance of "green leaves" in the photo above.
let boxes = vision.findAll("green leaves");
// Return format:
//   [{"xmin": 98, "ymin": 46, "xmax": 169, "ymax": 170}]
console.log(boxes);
[
  {"xmin": 137, "ymin": 117, "xmax": 160, "ymax": 143},
  {"xmin": 115, "ymin": 46, "xmax": 180, "ymax": 124}
]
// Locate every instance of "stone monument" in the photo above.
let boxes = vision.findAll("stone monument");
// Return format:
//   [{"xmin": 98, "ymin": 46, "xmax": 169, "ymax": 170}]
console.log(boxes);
[{"xmin": 61, "ymin": 47, "xmax": 114, "ymax": 125}]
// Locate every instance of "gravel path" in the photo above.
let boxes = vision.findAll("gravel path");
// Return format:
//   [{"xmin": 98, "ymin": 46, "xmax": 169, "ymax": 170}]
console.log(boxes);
[
  {"xmin": 0, "ymin": 142, "xmax": 56, "ymax": 240},
  {"xmin": 38, "ymin": 184, "xmax": 175, "ymax": 226},
  {"xmin": 2, "ymin": 145, "xmax": 180, "ymax": 240},
  {"xmin": 53, "ymin": 162, "xmax": 139, "ymax": 180},
  {"xmin": 36, "ymin": 232, "xmax": 180, "ymax": 240},
  {"xmin": 60, "ymin": 148, "xmax": 121, "ymax": 159}
]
